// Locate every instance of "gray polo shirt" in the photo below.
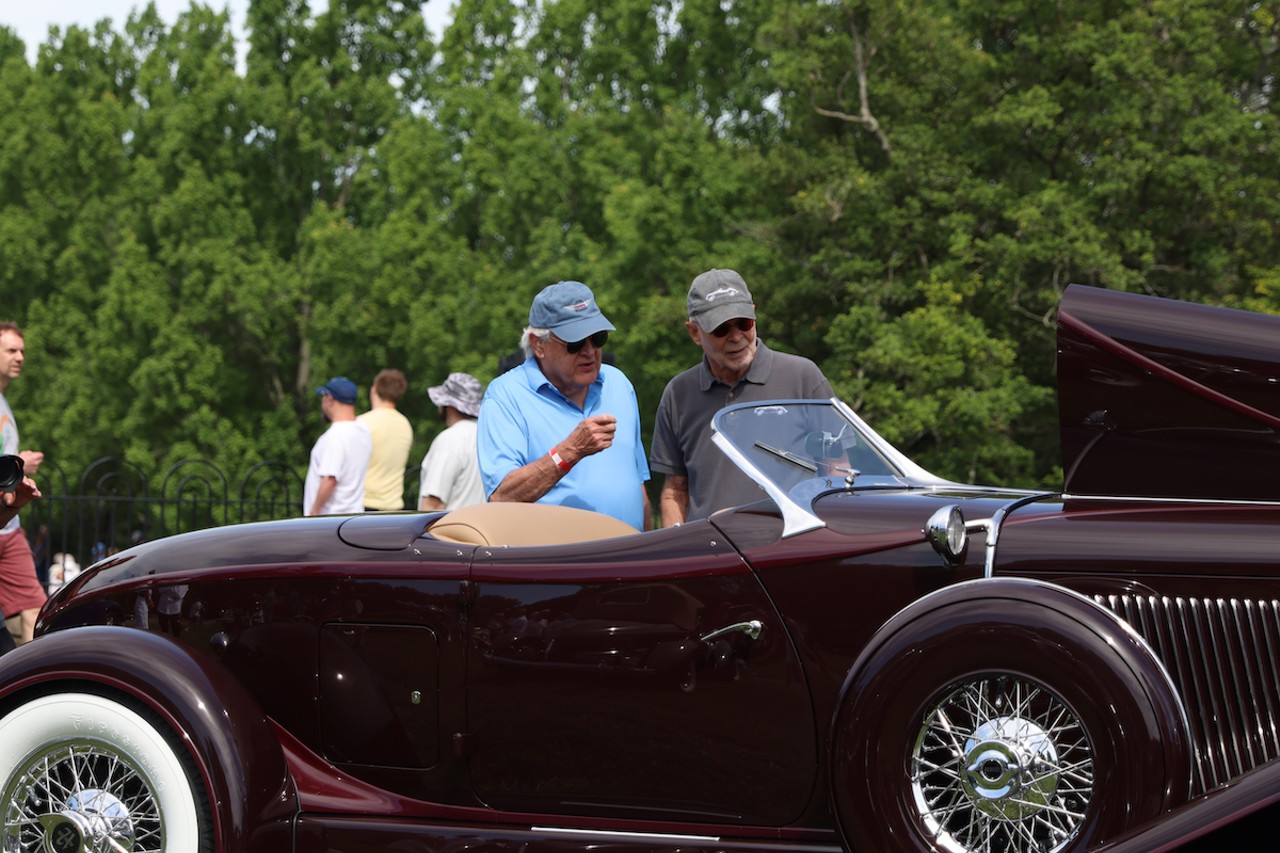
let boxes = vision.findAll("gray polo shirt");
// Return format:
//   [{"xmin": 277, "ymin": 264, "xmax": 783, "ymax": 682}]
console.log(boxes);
[{"xmin": 650, "ymin": 341, "xmax": 833, "ymax": 520}]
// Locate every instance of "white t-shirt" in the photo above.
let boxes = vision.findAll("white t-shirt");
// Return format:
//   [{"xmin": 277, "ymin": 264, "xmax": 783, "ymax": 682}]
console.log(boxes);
[
  {"xmin": 418, "ymin": 419, "xmax": 484, "ymax": 510},
  {"xmin": 303, "ymin": 420, "xmax": 372, "ymax": 515}
]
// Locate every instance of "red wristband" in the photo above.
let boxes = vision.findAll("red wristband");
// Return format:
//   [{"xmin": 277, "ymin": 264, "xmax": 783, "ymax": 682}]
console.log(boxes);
[{"xmin": 549, "ymin": 448, "xmax": 572, "ymax": 471}]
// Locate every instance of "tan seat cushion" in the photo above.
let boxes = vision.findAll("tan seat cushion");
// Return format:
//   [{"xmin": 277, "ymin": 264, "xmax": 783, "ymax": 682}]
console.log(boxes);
[{"xmin": 427, "ymin": 502, "xmax": 638, "ymax": 547}]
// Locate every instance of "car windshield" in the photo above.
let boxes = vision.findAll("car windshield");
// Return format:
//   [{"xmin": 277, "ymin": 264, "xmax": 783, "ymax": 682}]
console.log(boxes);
[{"xmin": 711, "ymin": 398, "xmax": 952, "ymax": 536}]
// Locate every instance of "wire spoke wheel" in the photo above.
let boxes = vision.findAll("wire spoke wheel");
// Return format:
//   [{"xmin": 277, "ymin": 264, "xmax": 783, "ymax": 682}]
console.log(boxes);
[
  {"xmin": 4, "ymin": 741, "xmax": 162, "ymax": 852},
  {"xmin": 912, "ymin": 674, "xmax": 1094, "ymax": 853},
  {"xmin": 832, "ymin": 591, "xmax": 1190, "ymax": 853},
  {"xmin": 0, "ymin": 693, "xmax": 206, "ymax": 853}
]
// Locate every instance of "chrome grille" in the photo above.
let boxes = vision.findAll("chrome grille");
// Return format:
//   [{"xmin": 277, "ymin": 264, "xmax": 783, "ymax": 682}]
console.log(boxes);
[{"xmin": 1096, "ymin": 594, "xmax": 1280, "ymax": 794}]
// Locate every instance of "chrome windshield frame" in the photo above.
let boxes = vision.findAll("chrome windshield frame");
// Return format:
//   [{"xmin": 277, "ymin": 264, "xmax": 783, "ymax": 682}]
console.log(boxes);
[
  {"xmin": 828, "ymin": 397, "xmax": 954, "ymax": 487},
  {"xmin": 711, "ymin": 397, "xmax": 958, "ymax": 538},
  {"xmin": 711, "ymin": 427, "xmax": 826, "ymax": 538}
]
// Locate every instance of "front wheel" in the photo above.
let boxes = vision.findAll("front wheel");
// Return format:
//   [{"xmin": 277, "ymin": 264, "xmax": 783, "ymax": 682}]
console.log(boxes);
[
  {"xmin": 831, "ymin": 594, "xmax": 1189, "ymax": 853},
  {"xmin": 0, "ymin": 691, "xmax": 213, "ymax": 852},
  {"xmin": 910, "ymin": 672, "xmax": 1093, "ymax": 851}
]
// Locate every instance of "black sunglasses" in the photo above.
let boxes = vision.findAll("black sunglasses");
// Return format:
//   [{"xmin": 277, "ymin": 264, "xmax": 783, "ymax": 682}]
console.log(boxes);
[
  {"xmin": 553, "ymin": 330, "xmax": 609, "ymax": 354},
  {"xmin": 710, "ymin": 317, "xmax": 755, "ymax": 338}
]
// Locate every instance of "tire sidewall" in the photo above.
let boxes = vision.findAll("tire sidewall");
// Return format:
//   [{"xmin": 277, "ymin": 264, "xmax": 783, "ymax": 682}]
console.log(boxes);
[
  {"xmin": 0, "ymin": 692, "xmax": 202, "ymax": 850},
  {"xmin": 832, "ymin": 604, "xmax": 1175, "ymax": 853}
]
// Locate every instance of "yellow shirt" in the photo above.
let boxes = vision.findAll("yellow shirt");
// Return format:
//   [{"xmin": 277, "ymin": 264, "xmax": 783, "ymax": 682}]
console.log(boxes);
[{"xmin": 357, "ymin": 407, "xmax": 414, "ymax": 510}]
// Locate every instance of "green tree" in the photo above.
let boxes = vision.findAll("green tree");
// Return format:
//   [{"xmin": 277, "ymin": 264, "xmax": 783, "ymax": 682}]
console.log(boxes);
[{"xmin": 2, "ymin": 0, "xmax": 1278, "ymax": 499}]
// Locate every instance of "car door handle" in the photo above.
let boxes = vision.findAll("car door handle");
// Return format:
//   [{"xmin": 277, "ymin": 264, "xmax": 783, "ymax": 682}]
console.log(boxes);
[{"xmin": 701, "ymin": 620, "xmax": 763, "ymax": 643}]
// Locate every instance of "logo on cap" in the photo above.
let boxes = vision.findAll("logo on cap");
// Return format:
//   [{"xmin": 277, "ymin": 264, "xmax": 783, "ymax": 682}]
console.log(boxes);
[{"xmin": 703, "ymin": 287, "xmax": 742, "ymax": 302}]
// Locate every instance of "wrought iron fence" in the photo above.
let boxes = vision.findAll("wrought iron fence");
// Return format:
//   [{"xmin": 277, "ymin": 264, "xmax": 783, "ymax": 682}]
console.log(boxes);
[{"xmin": 20, "ymin": 457, "xmax": 421, "ymax": 590}]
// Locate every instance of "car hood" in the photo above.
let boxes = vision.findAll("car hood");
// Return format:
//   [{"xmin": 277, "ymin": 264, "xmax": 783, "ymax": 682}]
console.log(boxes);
[{"xmin": 1057, "ymin": 284, "xmax": 1280, "ymax": 500}]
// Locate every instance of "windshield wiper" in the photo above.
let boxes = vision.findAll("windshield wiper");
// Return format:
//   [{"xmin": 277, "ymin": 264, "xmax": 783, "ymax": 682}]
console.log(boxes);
[{"xmin": 755, "ymin": 441, "xmax": 818, "ymax": 472}]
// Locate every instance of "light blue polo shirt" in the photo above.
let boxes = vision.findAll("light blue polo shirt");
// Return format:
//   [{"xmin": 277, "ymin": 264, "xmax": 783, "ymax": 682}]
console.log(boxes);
[{"xmin": 478, "ymin": 358, "xmax": 649, "ymax": 530}]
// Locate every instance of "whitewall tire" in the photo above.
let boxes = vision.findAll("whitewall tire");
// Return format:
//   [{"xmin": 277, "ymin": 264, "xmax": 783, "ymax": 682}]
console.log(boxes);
[{"xmin": 0, "ymin": 692, "xmax": 210, "ymax": 853}]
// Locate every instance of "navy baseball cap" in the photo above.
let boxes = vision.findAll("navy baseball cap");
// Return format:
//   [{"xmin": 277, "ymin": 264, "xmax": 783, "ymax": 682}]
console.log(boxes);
[
  {"xmin": 315, "ymin": 376, "xmax": 358, "ymax": 405},
  {"xmin": 529, "ymin": 281, "xmax": 615, "ymax": 343}
]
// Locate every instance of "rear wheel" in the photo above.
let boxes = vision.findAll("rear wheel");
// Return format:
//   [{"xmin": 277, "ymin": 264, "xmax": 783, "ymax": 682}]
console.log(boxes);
[{"xmin": 0, "ymin": 692, "xmax": 213, "ymax": 852}]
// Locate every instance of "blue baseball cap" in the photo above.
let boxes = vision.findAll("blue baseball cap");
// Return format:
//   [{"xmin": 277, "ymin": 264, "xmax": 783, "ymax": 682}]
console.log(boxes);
[
  {"xmin": 529, "ymin": 281, "xmax": 615, "ymax": 343},
  {"xmin": 315, "ymin": 376, "xmax": 358, "ymax": 405}
]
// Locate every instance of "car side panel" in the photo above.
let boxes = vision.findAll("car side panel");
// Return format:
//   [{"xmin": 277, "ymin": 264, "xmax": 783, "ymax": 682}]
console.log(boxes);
[
  {"xmin": 706, "ymin": 496, "xmax": 994, "ymax": 832},
  {"xmin": 464, "ymin": 520, "xmax": 818, "ymax": 826},
  {"xmin": 43, "ymin": 556, "xmax": 479, "ymax": 808}
]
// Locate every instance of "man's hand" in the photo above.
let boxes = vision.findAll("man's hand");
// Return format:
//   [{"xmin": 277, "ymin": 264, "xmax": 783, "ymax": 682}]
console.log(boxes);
[
  {"xmin": 557, "ymin": 415, "xmax": 617, "ymax": 466},
  {"xmin": 18, "ymin": 451, "xmax": 43, "ymax": 477},
  {"xmin": 1, "ymin": 477, "xmax": 41, "ymax": 520},
  {"xmin": 490, "ymin": 414, "xmax": 621, "ymax": 505}
]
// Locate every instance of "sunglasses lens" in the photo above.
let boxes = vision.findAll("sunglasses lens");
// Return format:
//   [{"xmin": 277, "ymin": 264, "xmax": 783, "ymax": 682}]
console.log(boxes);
[
  {"xmin": 565, "ymin": 331, "xmax": 609, "ymax": 353},
  {"xmin": 712, "ymin": 318, "xmax": 754, "ymax": 338}
]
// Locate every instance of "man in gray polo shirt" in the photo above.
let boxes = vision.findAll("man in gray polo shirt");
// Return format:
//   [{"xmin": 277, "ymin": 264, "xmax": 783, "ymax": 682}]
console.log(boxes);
[{"xmin": 650, "ymin": 269, "xmax": 833, "ymax": 526}]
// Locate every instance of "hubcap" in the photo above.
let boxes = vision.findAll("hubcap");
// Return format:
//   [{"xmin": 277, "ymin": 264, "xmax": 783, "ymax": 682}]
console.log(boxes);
[
  {"xmin": 37, "ymin": 788, "xmax": 137, "ymax": 852},
  {"xmin": 912, "ymin": 675, "xmax": 1094, "ymax": 853},
  {"xmin": 961, "ymin": 716, "xmax": 1061, "ymax": 820}
]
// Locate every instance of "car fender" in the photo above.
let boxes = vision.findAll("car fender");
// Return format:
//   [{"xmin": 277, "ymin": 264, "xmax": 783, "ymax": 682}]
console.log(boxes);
[
  {"xmin": 829, "ymin": 576, "xmax": 1194, "ymax": 852},
  {"xmin": 838, "ymin": 576, "xmax": 1192, "ymax": 773},
  {"xmin": 0, "ymin": 626, "xmax": 297, "ymax": 853}
]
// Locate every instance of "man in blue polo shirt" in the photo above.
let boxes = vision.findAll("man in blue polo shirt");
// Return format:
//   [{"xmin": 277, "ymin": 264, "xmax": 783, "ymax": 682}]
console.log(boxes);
[{"xmin": 477, "ymin": 281, "xmax": 651, "ymax": 530}]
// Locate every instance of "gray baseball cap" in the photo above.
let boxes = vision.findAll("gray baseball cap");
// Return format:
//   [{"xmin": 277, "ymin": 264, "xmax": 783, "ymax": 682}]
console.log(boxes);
[{"xmin": 687, "ymin": 269, "xmax": 756, "ymax": 331}]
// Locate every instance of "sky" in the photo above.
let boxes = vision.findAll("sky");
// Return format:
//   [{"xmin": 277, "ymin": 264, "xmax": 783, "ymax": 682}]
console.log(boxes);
[{"xmin": 1, "ymin": 1, "xmax": 455, "ymax": 65}]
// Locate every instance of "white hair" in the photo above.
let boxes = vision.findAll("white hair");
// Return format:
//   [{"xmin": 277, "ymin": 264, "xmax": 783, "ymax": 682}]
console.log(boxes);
[{"xmin": 521, "ymin": 326, "xmax": 551, "ymax": 359}]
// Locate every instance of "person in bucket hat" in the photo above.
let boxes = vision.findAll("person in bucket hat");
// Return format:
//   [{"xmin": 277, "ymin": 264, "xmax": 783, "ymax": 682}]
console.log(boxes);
[
  {"xmin": 476, "ymin": 281, "xmax": 651, "ymax": 530},
  {"xmin": 419, "ymin": 372, "xmax": 486, "ymax": 511},
  {"xmin": 650, "ymin": 268, "xmax": 832, "ymax": 526}
]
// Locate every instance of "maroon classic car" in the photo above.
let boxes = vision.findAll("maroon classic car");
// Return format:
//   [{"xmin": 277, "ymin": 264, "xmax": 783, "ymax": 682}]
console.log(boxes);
[{"xmin": 2, "ymin": 284, "xmax": 1280, "ymax": 853}]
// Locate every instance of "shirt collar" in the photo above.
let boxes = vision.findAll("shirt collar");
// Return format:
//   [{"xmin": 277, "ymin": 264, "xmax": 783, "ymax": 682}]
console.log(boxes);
[{"xmin": 523, "ymin": 356, "xmax": 606, "ymax": 408}]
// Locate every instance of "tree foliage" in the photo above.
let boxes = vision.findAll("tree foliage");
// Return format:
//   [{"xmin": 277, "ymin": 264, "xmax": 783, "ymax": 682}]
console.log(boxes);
[{"xmin": 1, "ymin": 0, "xmax": 1277, "ymax": 491}]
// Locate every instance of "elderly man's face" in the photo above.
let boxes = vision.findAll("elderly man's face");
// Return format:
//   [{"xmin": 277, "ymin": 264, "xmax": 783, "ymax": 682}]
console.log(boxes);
[
  {"xmin": 533, "ymin": 331, "xmax": 604, "ymax": 404},
  {"xmin": 688, "ymin": 316, "xmax": 757, "ymax": 385}
]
